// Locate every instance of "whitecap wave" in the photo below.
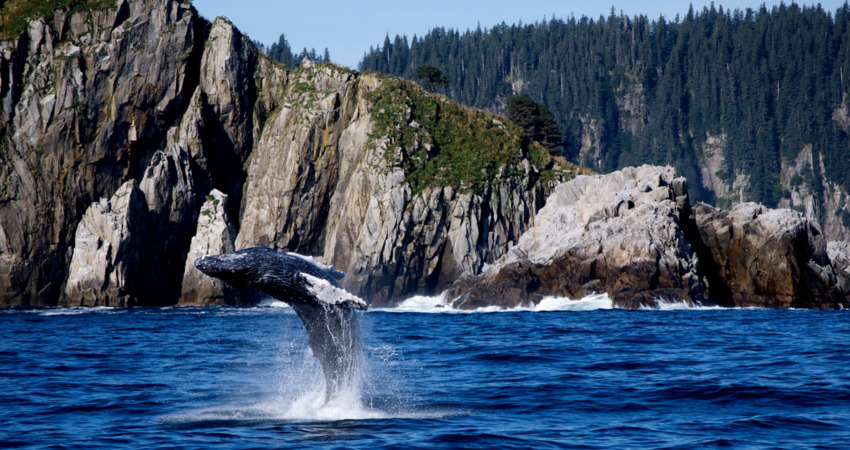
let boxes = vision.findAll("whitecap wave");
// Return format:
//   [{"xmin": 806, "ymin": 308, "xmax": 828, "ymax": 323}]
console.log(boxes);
[
  {"xmin": 256, "ymin": 298, "xmax": 292, "ymax": 308},
  {"xmin": 646, "ymin": 299, "xmax": 729, "ymax": 311},
  {"xmin": 38, "ymin": 306, "xmax": 120, "ymax": 316},
  {"xmin": 373, "ymin": 292, "xmax": 614, "ymax": 313},
  {"xmin": 376, "ymin": 292, "xmax": 450, "ymax": 312},
  {"xmin": 533, "ymin": 294, "xmax": 614, "ymax": 311}
]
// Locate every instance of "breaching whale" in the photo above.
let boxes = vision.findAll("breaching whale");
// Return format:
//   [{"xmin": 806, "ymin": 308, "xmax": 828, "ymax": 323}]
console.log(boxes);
[{"xmin": 193, "ymin": 246, "xmax": 366, "ymax": 401}]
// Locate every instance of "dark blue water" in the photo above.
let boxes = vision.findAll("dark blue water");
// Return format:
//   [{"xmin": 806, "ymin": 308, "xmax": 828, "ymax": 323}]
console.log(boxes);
[{"xmin": 2, "ymin": 304, "xmax": 849, "ymax": 449}]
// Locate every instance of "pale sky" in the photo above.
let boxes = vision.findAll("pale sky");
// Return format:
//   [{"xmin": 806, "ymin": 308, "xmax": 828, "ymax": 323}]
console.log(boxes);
[{"xmin": 191, "ymin": 1, "xmax": 848, "ymax": 69}]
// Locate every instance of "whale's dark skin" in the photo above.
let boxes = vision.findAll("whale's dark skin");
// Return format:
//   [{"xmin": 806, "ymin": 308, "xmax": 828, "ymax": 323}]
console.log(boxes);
[{"xmin": 194, "ymin": 246, "xmax": 365, "ymax": 401}]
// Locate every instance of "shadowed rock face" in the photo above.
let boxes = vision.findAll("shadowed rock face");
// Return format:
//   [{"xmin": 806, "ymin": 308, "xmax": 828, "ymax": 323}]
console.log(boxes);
[
  {"xmin": 692, "ymin": 202, "xmax": 845, "ymax": 309},
  {"xmin": 195, "ymin": 246, "xmax": 365, "ymax": 400}
]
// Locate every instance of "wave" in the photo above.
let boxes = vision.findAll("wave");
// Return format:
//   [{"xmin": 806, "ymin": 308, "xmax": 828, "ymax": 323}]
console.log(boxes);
[
  {"xmin": 371, "ymin": 292, "xmax": 615, "ymax": 313},
  {"xmin": 649, "ymin": 299, "xmax": 728, "ymax": 311},
  {"xmin": 371, "ymin": 293, "xmax": 756, "ymax": 313},
  {"xmin": 37, "ymin": 306, "xmax": 122, "ymax": 316}
]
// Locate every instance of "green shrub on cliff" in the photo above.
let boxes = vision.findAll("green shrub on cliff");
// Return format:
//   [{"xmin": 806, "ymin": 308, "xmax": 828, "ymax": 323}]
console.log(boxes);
[
  {"xmin": 0, "ymin": 0, "xmax": 113, "ymax": 41},
  {"xmin": 366, "ymin": 77, "xmax": 536, "ymax": 192}
]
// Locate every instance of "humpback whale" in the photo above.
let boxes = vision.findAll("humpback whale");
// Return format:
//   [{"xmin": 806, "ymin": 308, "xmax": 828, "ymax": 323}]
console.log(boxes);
[{"xmin": 194, "ymin": 246, "xmax": 366, "ymax": 401}]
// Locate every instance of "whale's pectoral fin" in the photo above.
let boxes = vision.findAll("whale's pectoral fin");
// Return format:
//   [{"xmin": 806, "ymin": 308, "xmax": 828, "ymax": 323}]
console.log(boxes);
[{"xmin": 299, "ymin": 272, "xmax": 368, "ymax": 311}]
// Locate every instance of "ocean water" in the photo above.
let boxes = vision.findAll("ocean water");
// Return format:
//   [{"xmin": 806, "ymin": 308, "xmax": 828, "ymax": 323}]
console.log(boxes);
[{"xmin": 2, "ymin": 297, "xmax": 849, "ymax": 449}]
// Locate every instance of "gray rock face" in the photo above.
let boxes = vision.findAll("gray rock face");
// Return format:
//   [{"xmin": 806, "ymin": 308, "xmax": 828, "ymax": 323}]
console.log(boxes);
[
  {"xmin": 63, "ymin": 181, "xmax": 146, "ymax": 306},
  {"xmin": 62, "ymin": 142, "xmax": 198, "ymax": 306},
  {"xmin": 827, "ymin": 241, "xmax": 850, "ymax": 298},
  {"xmin": 0, "ymin": 0, "xmax": 202, "ymax": 305},
  {"xmin": 179, "ymin": 189, "xmax": 239, "ymax": 306},
  {"xmin": 231, "ymin": 63, "xmax": 553, "ymax": 305},
  {"xmin": 450, "ymin": 166, "xmax": 706, "ymax": 309}
]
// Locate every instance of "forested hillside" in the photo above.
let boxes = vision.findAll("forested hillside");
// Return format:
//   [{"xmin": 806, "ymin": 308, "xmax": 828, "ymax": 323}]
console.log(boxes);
[{"xmin": 360, "ymin": 3, "xmax": 850, "ymax": 238}]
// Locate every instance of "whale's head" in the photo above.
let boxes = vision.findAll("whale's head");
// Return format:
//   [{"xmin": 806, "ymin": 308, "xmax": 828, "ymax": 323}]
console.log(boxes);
[
  {"xmin": 194, "ymin": 246, "xmax": 366, "ymax": 311},
  {"xmin": 194, "ymin": 249, "xmax": 262, "ymax": 288}
]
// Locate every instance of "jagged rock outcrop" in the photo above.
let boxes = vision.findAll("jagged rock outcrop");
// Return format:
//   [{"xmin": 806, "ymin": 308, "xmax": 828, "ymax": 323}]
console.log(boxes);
[
  {"xmin": 63, "ymin": 180, "xmax": 145, "ymax": 306},
  {"xmin": 179, "ymin": 189, "xmax": 239, "ymax": 306},
  {"xmin": 450, "ymin": 166, "xmax": 706, "ymax": 309},
  {"xmin": 0, "ymin": 0, "xmax": 203, "ymax": 305},
  {"xmin": 62, "ymin": 142, "xmax": 197, "ymax": 306},
  {"xmin": 231, "ymin": 62, "xmax": 555, "ymax": 305},
  {"xmin": 827, "ymin": 241, "xmax": 850, "ymax": 298},
  {"xmin": 691, "ymin": 202, "xmax": 844, "ymax": 308}
]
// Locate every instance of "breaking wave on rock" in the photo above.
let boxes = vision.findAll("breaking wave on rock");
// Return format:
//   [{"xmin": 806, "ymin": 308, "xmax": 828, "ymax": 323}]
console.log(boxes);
[{"xmin": 371, "ymin": 293, "xmax": 747, "ymax": 313}]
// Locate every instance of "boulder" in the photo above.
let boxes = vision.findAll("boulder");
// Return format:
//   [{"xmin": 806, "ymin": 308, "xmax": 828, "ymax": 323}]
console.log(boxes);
[
  {"xmin": 450, "ymin": 166, "xmax": 707, "ymax": 309},
  {"xmin": 690, "ymin": 202, "xmax": 845, "ymax": 308}
]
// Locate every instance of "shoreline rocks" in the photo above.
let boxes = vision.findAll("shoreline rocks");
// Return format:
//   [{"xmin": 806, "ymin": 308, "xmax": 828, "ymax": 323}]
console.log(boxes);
[{"xmin": 448, "ymin": 166, "xmax": 847, "ymax": 310}]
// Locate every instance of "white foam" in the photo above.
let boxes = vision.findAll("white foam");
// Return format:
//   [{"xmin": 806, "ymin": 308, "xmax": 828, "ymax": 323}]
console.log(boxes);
[
  {"xmin": 38, "ymin": 306, "xmax": 120, "ymax": 316},
  {"xmin": 646, "ymin": 299, "xmax": 728, "ymax": 311},
  {"xmin": 533, "ymin": 294, "xmax": 614, "ymax": 311},
  {"xmin": 380, "ymin": 292, "xmax": 450, "ymax": 312},
  {"xmin": 373, "ymin": 292, "xmax": 614, "ymax": 313},
  {"xmin": 256, "ymin": 298, "xmax": 292, "ymax": 308},
  {"xmin": 300, "ymin": 273, "xmax": 367, "ymax": 310}
]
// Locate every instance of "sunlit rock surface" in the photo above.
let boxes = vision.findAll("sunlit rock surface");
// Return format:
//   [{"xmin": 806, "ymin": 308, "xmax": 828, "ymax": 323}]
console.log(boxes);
[
  {"xmin": 450, "ymin": 166, "xmax": 707, "ymax": 309},
  {"xmin": 179, "ymin": 189, "xmax": 240, "ymax": 306}
]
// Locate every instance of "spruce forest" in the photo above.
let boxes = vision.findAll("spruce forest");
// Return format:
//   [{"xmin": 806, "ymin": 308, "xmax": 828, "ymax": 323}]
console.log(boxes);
[{"xmin": 358, "ymin": 3, "xmax": 850, "ymax": 227}]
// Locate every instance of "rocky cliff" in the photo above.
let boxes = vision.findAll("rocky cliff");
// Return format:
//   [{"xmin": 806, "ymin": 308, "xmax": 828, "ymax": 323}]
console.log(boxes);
[
  {"xmin": 0, "ymin": 0, "xmax": 582, "ymax": 307},
  {"xmin": 1, "ymin": 1, "xmax": 846, "ymax": 310}
]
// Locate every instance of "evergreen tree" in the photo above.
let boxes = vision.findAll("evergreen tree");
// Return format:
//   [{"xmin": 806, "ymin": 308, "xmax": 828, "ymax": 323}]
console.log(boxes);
[
  {"xmin": 415, "ymin": 64, "xmax": 449, "ymax": 92},
  {"xmin": 268, "ymin": 33, "xmax": 297, "ymax": 68},
  {"xmin": 360, "ymin": 4, "xmax": 850, "ymax": 208},
  {"xmin": 507, "ymin": 95, "xmax": 564, "ymax": 154}
]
